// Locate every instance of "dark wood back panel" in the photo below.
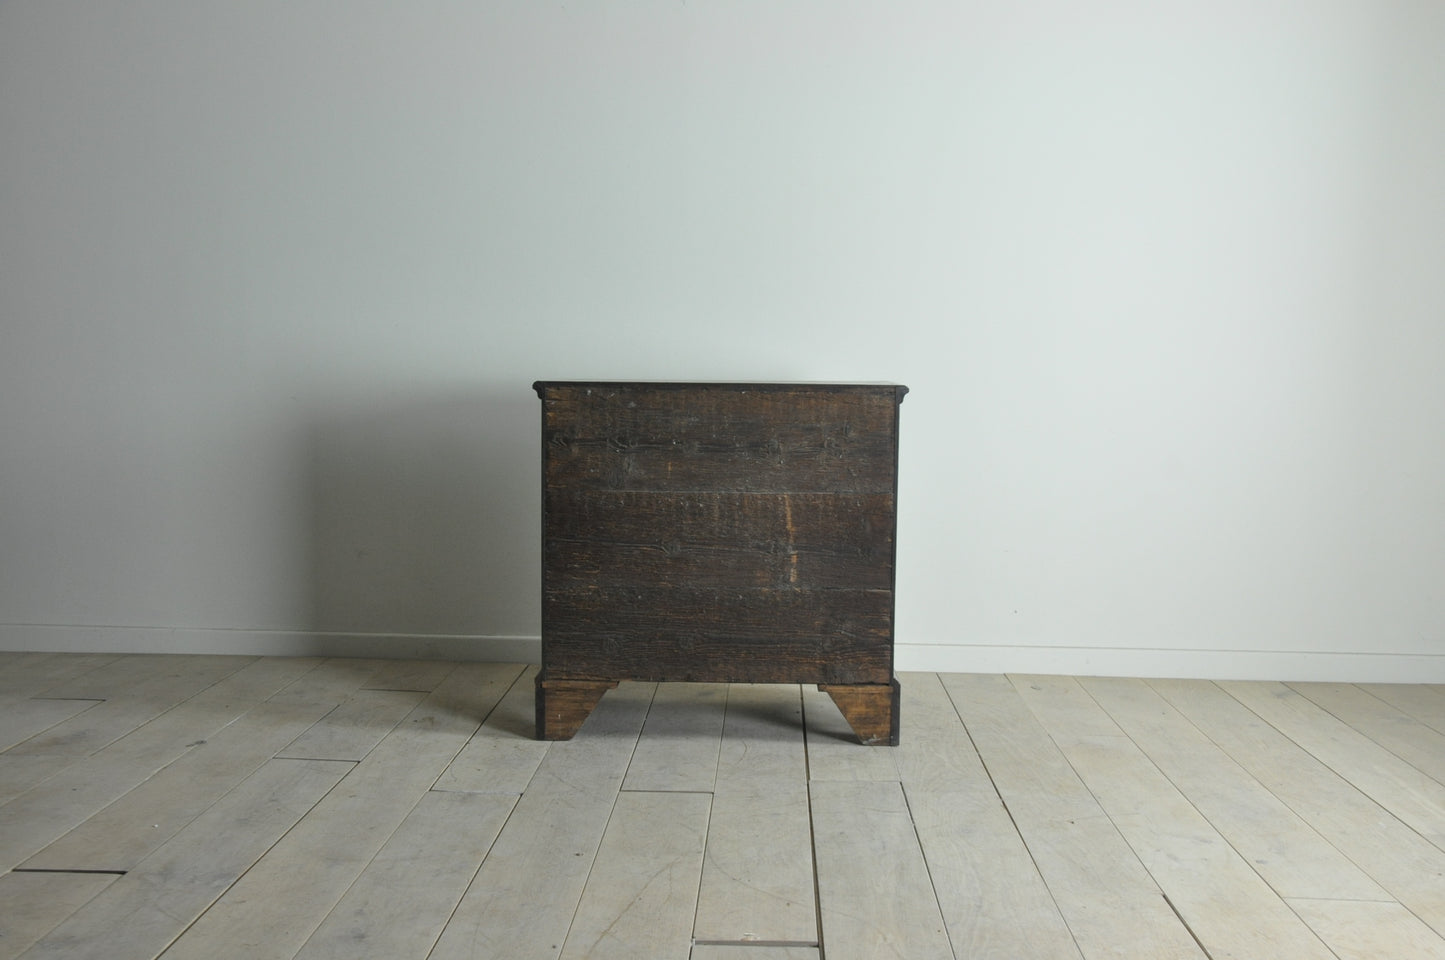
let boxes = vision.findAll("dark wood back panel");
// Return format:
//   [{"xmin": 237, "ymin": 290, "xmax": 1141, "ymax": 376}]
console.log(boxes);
[{"xmin": 536, "ymin": 381, "xmax": 905, "ymax": 686}]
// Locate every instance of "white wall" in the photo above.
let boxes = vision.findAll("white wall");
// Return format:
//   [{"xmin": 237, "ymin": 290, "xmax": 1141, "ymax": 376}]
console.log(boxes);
[{"xmin": 2, "ymin": 1, "xmax": 1442, "ymax": 681}]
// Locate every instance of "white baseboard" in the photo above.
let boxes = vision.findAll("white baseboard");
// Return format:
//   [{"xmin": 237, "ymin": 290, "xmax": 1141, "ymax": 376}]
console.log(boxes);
[
  {"xmin": 0, "ymin": 624, "xmax": 541, "ymax": 664},
  {"xmin": 895, "ymin": 642, "xmax": 1445, "ymax": 684},
  {"xmin": 3, "ymin": 625, "xmax": 1440, "ymax": 684}
]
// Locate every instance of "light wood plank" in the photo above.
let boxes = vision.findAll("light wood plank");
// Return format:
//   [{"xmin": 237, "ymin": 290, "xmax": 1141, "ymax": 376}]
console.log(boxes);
[
  {"xmin": 892, "ymin": 670, "xmax": 997, "ymax": 792},
  {"xmin": 1221, "ymin": 680, "xmax": 1445, "ymax": 849},
  {"xmin": 361, "ymin": 657, "xmax": 459, "ymax": 692},
  {"xmin": 157, "ymin": 662, "xmax": 518, "ymax": 960},
  {"xmin": 623, "ymin": 681, "xmax": 727, "ymax": 793},
  {"xmin": 0, "ymin": 694, "xmax": 295, "ymax": 870},
  {"xmin": 1361, "ymin": 683, "xmax": 1445, "ymax": 733},
  {"xmin": 292, "ymin": 790, "xmax": 516, "ymax": 960},
  {"xmin": 1080, "ymin": 676, "xmax": 1389, "ymax": 901},
  {"xmin": 0, "ymin": 755, "xmax": 74, "ymax": 804},
  {"xmin": 1291, "ymin": 681, "xmax": 1445, "ymax": 788},
  {"xmin": 0, "ymin": 654, "xmax": 81, "ymax": 698},
  {"xmin": 940, "ymin": 673, "xmax": 1206, "ymax": 960},
  {"xmin": 0, "ymin": 871, "xmax": 116, "ymax": 960},
  {"xmin": 264, "ymin": 657, "xmax": 397, "ymax": 707},
  {"xmin": 276, "ymin": 688, "xmax": 427, "ymax": 761},
  {"xmin": 433, "ymin": 665, "xmax": 548, "ymax": 794},
  {"xmin": 1289, "ymin": 898, "xmax": 1445, "ymax": 960},
  {"xmin": 560, "ymin": 791, "xmax": 712, "ymax": 960},
  {"xmin": 3, "ymin": 653, "xmax": 124, "ymax": 695},
  {"xmin": 5, "ymin": 655, "xmax": 257, "ymax": 757},
  {"xmin": 900, "ymin": 673, "xmax": 1081, "ymax": 960},
  {"xmin": 0, "ymin": 696, "xmax": 99, "ymax": 752},
  {"xmin": 16, "ymin": 758, "xmax": 351, "ymax": 960},
  {"xmin": 1153, "ymin": 678, "xmax": 1445, "ymax": 938},
  {"xmin": 9, "ymin": 657, "xmax": 1445, "ymax": 960},
  {"xmin": 184, "ymin": 656, "xmax": 326, "ymax": 703},
  {"xmin": 1009, "ymin": 674, "xmax": 1126, "ymax": 746},
  {"xmin": 428, "ymin": 681, "xmax": 655, "ymax": 960},
  {"xmin": 801, "ymin": 684, "xmax": 898, "ymax": 782},
  {"xmin": 810, "ymin": 779, "xmax": 952, "ymax": 960},
  {"xmin": 695, "ymin": 684, "xmax": 816, "ymax": 945},
  {"xmin": 21, "ymin": 699, "xmax": 345, "ymax": 871},
  {"xmin": 21, "ymin": 653, "xmax": 206, "ymax": 700},
  {"xmin": 1015, "ymin": 674, "xmax": 1335, "ymax": 960}
]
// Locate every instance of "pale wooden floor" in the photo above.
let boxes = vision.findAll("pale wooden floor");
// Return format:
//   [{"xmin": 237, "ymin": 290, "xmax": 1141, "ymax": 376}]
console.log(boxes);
[{"xmin": 2, "ymin": 654, "xmax": 1444, "ymax": 959}]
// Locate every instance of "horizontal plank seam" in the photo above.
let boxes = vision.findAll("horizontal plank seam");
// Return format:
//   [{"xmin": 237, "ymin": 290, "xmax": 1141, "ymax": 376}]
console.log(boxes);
[{"xmin": 692, "ymin": 939, "xmax": 822, "ymax": 947}]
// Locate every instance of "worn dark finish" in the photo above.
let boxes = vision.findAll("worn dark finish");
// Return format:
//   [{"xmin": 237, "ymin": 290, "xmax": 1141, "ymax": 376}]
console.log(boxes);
[
  {"xmin": 534, "ymin": 381, "xmax": 906, "ymax": 743},
  {"xmin": 820, "ymin": 679, "xmax": 903, "ymax": 746},
  {"xmin": 535, "ymin": 679, "xmax": 619, "ymax": 741}
]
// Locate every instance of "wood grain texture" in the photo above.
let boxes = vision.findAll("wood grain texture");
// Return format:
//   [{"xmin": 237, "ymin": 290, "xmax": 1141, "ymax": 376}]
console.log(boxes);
[
  {"xmin": 545, "ymin": 490, "xmax": 894, "ymax": 591},
  {"xmin": 1220, "ymin": 680, "xmax": 1445, "ymax": 849},
  {"xmin": 820, "ymin": 679, "xmax": 900, "ymax": 745},
  {"xmin": 359, "ymin": 658, "xmax": 459, "ymax": 692},
  {"xmin": 1360, "ymin": 683, "xmax": 1445, "ymax": 733},
  {"xmin": 21, "ymin": 699, "xmax": 348, "ymax": 872},
  {"xmin": 694, "ymin": 684, "xmax": 816, "ymax": 945},
  {"xmin": 1289, "ymin": 681, "xmax": 1445, "ymax": 797},
  {"xmin": 276, "ymin": 688, "xmax": 427, "ymax": 761},
  {"xmin": 264, "ymin": 657, "xmax": 398, "ymax": 707},
  {"xmin": 810, "ymin": 779, "xmax": 953, "ymax": 960},
  {"xmin": 0, "ymin": 871, "xmax": 116, "ymax": 960},
  {"xmin": 543, "ymin": 587, "xmax": 892, "ymax": 684},
  {"xmin": 0, "ymin": 754, "xmax": 74, "ymax": 804},
  {"xmin": 559, "ymin": 791, "xmax": 711, "ymax": 960},
  {"xmin": 429, "ymin": 682, "xmax": 655, "ymax": 960},
  {"xmin": 187, "ymin": 655, "xmax": 327, "ymax": 702},
  {"xmin": 0, "ymin": 652, "xmax": 121, "ymax": 697},
  {"xmin": 1012, "ymin": 676, "xmax": 1336, "ymax": 960},
  {"xmin": 157, "ymin": 663, "xmax": 517, "ymax": 960},
  {"xmin": 5, "ymin": 655, "xmax": 256, "ymax": 757},
  {"xmin": 1080, "ymin": 676, "xmax": 1390, "ymax": 901},
  {"xmin": 17, "ymin": 758, "xmax": 352, "ymax": 960},
  {"xmin": 941, "ymin": 673, "xmax": 1207, "ymax": 960},
  {"xmin": 537, "ymin": 381, "xmax": 902, "ymax": 732},
  {"xmin": 622, "ymin": 681, "xmax": 727, "ymax": 793},
  {"xmin": 0, "ymin": 695, "xmax": 298, "ymax": 870},
  {"xmin": 292, "ymin": 791, "xmax": 516, "ymax": 960},
  {"xmin": 1152, "ymin": 678, "xmax": 1445, "ymax": 937},
  {"xmin": 25, "ymin": 653, "xmax": 243, "ymax": 701},
  {"xmin": 0, "ymin": 696, "xmax": 99, "ymax": 752},
  {"xmin": 1288, "ymin": 898, "xmax": 1445, "ymax": 960},
  {"xmin": 9, "ymin": 657, "xmax": 1442, "ymax": 960},
  {"xmin": 433, "ymin": 665, "xmax": 547, "ymax": 794},
  {"xmin": 897, "ymin": 673, "xmax": 1081, "ymax": 960},
  {"xmin": 536, "ymin": 679, "xmax": 619, "ymax": 740},
  {"xmin": 801, "ymin": 684, "xmax": 900, "ymax": 783},
  {"xmin": 537, "ymin": 382, "xmax": 902, "ymax": 495}
]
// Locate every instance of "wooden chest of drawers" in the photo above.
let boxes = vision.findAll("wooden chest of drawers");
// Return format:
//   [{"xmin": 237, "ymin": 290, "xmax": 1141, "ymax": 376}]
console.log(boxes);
[{"xmin": 532, "ymin": 381, "xmax": 907, "ymax": 744}]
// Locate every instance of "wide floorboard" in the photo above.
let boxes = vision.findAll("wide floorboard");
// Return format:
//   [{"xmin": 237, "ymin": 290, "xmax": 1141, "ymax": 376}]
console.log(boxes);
[{"xmin": 1, "ymin": 652, "xmax": 1444, "ymax": 959}]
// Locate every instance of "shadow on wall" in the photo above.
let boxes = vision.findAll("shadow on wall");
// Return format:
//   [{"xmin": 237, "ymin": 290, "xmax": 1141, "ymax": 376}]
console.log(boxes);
[{"xmin": 304, "ymin": 385, "xmax": 539, "ymax": 660}]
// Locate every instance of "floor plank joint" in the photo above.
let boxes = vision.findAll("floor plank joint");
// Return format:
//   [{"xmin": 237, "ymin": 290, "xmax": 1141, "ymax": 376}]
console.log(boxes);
[{"xmin": 2, "ymin": 655, "xmax": 1443, "ymax": 960}]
